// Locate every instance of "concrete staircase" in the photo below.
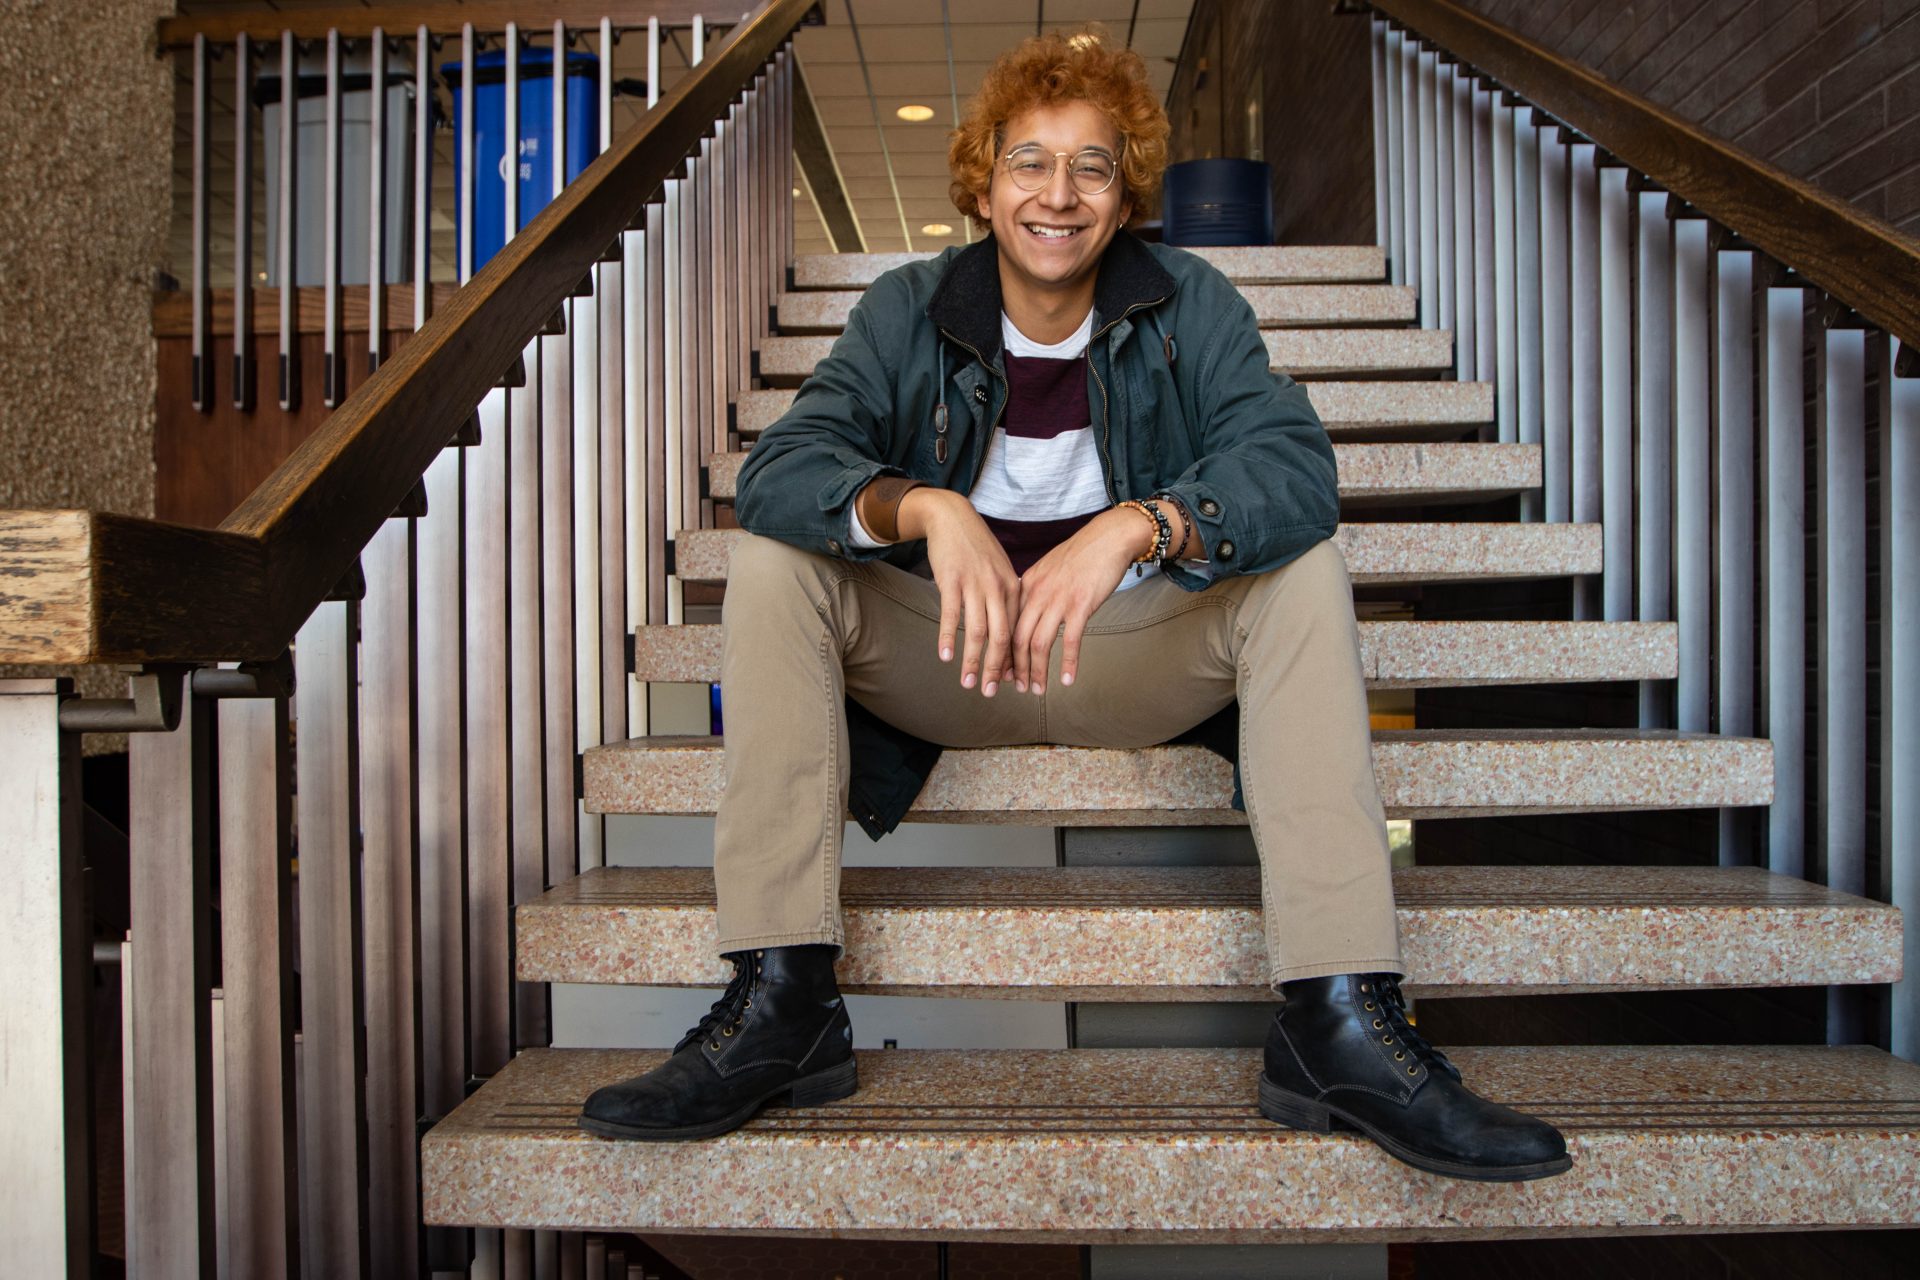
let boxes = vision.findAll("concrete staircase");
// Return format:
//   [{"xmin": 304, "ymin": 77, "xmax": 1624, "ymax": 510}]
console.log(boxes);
[{"xmin": 421, "ymin": 246, "xmax": 1918, "ymax": 1242}]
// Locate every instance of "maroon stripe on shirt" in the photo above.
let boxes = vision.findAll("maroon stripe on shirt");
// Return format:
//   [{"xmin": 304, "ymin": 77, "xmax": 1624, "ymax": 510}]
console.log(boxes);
[
  {"xmin": 1002, "ymin": 352, "xmax": 1090, "ymax": 441},
  {"xmin": 982, "ymin": 510, "xmax": 1100, "ymax": 575}
]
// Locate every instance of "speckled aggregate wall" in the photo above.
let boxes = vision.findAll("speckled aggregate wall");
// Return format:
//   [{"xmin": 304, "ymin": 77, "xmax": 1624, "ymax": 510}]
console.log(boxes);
[{"xmin": 0, "ymin": 0, "xmax": 173, "ymax": 517}]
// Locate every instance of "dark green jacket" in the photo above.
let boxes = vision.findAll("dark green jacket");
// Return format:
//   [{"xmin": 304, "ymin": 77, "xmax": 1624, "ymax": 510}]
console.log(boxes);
[{"xmin": 735, "ymin": 230, "xmax": 1339, "ymax": 835}]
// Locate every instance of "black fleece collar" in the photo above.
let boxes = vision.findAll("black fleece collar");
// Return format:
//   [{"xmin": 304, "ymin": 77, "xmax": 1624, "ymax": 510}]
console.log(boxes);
[{"xmin": 925, "ymin": 228, "xmax": 1179, "ymax": 362}]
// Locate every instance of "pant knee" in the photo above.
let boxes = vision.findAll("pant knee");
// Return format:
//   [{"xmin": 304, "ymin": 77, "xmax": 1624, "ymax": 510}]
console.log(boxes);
[{"xmin": 722, "ymin": 533, "xmax": 837, "ymax": 623}]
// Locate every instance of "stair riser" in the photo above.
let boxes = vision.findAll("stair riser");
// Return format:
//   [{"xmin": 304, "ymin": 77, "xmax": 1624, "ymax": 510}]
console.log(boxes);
[
  {"xmin": 630, "ymin": 621, "xmax": 1679, "ymax": 686},
  {"xmin": 515, "ymin": 869, "xmax": 1899, "ymax": 993},
  {"xmin": 776, "ymin": 284, "xmax": 1419, "ymax": 333},
  {"xmin": 672, "ymin": 524, "xmax": 1603, "ymax": 587},
  {"xmin": 422, "ymin": 1046, "xmax": 1920, "ymax": 1239},
  {"xmin": 582, "ymin": 736, "xmax": 1774, "ymax": 820},
  {"xmin": 705, "ymin": 442, "xmax": 1541, "ymax": 506},
  {"xmin": 792, "ymin": 245, "xmax": 1389, "ymax": 289},
  {"xmin": 734, "ymin": 382, "xmax": 1495, "ymax": 439},
  {"xmin": 756, "ymin": 330, "xmax": 1454, "ymax": 384}
]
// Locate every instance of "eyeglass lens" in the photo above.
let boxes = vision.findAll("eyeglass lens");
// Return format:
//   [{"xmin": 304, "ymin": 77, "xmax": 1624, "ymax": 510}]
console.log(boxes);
[{"xmin": 1005, "ymin": 145, "xmax": 1117, "ymax": 194}]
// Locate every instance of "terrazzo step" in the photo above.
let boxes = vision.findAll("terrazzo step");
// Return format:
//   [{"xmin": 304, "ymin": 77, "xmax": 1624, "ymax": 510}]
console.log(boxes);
[
  {"xmin": 756, "ymin": 329, "xmax": 1453, "ymax": 385},
  {"xmin": 734, "ymin": 381, "xmax": 1493, "ymax": 440},
  {"xmin": 671, "ymin": 524, "xmax": 1601, "ymax": 587},
  {"xmin": 517, "ymin": 865, "xmax": 1900, "ymax": 999},
  {"xmin": 422, "ymin": 1044, "xmax": 1920, "ymax": 1240},
  {"xmin": 706, "ymin": 442, "xmax": 1539, "ymax": 506},
  {"xmin": 776, "ymin": 283, "xmax": 1418, "ymax": 333},
  {"xmin": 792, "ymin": 245, "xmax": 1388, "ymax": 289},
  {"xmin": 629, "ymin": 620, "xmax": 1678, "ymax": 687},
  {"xmin": 581, "ymin": 730, "xmax": 1772, "ymax": 822}
]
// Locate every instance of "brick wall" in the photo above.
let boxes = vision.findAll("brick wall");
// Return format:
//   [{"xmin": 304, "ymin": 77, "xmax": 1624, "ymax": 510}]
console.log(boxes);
[{"xmin": 1457, "ymin": 0, "xmax": 1920, "ymax": 237}]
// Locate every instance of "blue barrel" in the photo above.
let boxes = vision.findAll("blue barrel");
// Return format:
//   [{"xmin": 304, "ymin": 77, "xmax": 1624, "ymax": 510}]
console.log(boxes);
[
  {"xmin": 442, "ymin": 47, "xmax": 600, "ymax": 272},
  {"xmin": 1161, "ymin": 158, "xmax": 1273, "ymax": 246}
]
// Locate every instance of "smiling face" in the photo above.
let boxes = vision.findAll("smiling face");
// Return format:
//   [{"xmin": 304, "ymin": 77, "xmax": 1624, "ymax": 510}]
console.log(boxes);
[{"xmin": 974, "ymin": 99, "xmax": 1134, "ymax": 304}]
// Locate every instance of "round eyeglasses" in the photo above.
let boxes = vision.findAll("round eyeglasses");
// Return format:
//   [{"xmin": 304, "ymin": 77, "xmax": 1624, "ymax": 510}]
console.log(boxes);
[{"xmin": 1001, "ymin": 143, "xmax": 1121, "ymax": 196}]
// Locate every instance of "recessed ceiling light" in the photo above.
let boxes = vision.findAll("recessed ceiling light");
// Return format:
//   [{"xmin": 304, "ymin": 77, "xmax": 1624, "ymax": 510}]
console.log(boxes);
[
  {"xmin": 921, "ymin": 223, "xmax": 953, "ymax": 236},
  {"xmin": 896, "ymin": 104, "xmax": 935, "ymax": 122},
  {"xmin": 792, "ymin": 187, "xmax": 800, "ymax": 196}
]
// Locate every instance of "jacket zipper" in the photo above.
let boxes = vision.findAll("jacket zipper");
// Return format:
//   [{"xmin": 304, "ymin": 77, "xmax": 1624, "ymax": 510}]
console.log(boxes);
[
  {"xmin": 937, "ymin": 330, "xmax": 1010, "ymax": 492},
  {"xmin": 1087, "ymin": 295, "xmax": 1170, "ymax": 502}
]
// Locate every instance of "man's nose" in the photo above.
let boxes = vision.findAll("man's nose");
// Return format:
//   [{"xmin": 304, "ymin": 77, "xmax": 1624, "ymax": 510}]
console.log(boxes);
[{"xmin": 1040, "ymin": 160, "xmax": 1079, "ymax": 210}]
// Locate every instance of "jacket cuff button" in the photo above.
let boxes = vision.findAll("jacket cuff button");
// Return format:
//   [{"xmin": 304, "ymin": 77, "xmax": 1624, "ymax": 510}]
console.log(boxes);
[
  {"xmin": 1216, "ymin": 539, "xmax": 1235, "ymax": 561},
  {"xmin": 1199, "ymin": 498, "xmax": 1220, "ymax": 517},
  {"xmin": 828, "ymin": 539, "xmax": 844, "ymax": 555}
]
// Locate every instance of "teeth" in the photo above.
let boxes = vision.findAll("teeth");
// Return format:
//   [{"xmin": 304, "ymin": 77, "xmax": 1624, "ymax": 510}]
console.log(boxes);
[{"xmin": 1027, "ymin": 224, "xmax": 1077, "ymax": 239}]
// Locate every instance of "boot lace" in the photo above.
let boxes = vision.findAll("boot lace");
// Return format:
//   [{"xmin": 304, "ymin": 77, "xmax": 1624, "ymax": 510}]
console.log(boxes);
[
  {"xmin": 1372, "ymin": 974, "xmax": 1461, "ymax": 1082},
  {"xmin": 674, "ymin": 950, "xmax": 763, "ymax": 1053}
]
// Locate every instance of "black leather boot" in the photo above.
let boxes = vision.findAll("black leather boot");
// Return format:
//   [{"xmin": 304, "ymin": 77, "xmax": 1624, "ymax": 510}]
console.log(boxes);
[
  {"xmin": 1260, "ymin": 973, "xmax": 1571, "ymax": 1182},
  {"xmin": 578, "ymin": 943, "xmax": 857, "ymax": 1141}
]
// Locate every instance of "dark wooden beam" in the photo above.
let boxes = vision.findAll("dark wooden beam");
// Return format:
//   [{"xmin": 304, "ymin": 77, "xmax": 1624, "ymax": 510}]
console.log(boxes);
[
  {"xmin": 1371, "ymin": 0, "xmax": 1920, "ymax": 352},
  {"xmin": 791, "ymin": 57, "xmax": 864, "ymax": 254}
]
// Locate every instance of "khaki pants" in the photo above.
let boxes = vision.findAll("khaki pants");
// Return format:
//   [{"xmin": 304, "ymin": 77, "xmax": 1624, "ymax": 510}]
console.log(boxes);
[{"xmin": 712, "ymin": 534, "xmax": 1404, "ymax": 988}]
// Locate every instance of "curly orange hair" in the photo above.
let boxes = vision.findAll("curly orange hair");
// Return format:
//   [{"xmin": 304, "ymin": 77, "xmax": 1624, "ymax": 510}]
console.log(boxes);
[{"xmin": 948, "ymin": 26, "xmax": 1171, "ymax": 231}]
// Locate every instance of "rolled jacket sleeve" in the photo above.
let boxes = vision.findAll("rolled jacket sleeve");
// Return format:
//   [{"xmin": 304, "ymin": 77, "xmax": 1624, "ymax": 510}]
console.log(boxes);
[
  {"xmin": 1155, "ymin": 288, "xmax": 1339, "ymax": 590},
  {"xmin": 734, "ymin": 279, "xmax": 912, "ymax": 561}
]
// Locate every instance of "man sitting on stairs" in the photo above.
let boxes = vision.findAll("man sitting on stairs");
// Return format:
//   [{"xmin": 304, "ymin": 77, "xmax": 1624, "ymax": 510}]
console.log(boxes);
[{"xmin": 581, "ymin": 27, "xmax": 1570, "ymax": 1183}]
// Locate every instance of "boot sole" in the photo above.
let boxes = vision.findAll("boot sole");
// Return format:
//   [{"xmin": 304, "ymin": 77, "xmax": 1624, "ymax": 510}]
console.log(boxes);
[
  {"xmin": 1258, "ymin": 1074, "xmax": 1573, "ymax": 1183},
  {"xmin": 577, "ymin": 1056, "xmax": 858, "ymax": 1142}
]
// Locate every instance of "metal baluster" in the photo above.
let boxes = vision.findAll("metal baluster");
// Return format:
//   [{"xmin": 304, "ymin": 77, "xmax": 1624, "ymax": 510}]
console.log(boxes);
[
  {"xmin": 324, "ymin": 29, "xmax": 344, "ymax": 406},
  {"xmin": 1491, "ymin": 91, "xmax": 1516, "ymax": 444},
  {"xmin": 414, "ymin": 26, "xmax": 433, "ymax": 331},
  {"xmin": 1671, "ymin": 214, "xmax": 1711, "ymax": 732},
  {"xmin": 129, "ymin": 687, "xmax": 216, "ymax": 1279},
  {"xmin": 0, "ymin": 681, "xmax": 88, "ymax": 1276},
  {"xmin": 295, "ymin": 598, "xmax": 368, "ymax": 1278},
  {"xmin": 192, "ymin": 34, "xmax": 212, "ymax": 410},
  {"xmin": 360, "ymin": 510, "xmax": 421, "ymax": 1278},
  {"xmin": 1399, "ymin": 33, "xmax": 1419, "ymax": 293},
  {"xmin": 504, "ymin": 23, "xmax": 549, "ymax": 1058},
  {"xmin": 1598, "ymin": 161, "xmax": 1633, "ymax": 621},
  {"xmin": 214, "ymin": 671, "xmax": 298, "ymax": 1280},
  {"xmin": 779, "ymin": 48, "xmax": 796, "ymax": 281},
  {"xmin": 662, "ymin": 34, "xmax": 686, "ymax": 626},
  {"xmin": 1470, "ymin": 80, "xmax": 1496, "ymax": 395},
  {"xmin": 624, "ymin": 202, "xmax": 651, "ymax": 738},
  {"xmin": 1415, "ymin": 46, "xmax": 1437, "ymax": 329},
  {"xmin": 279, "ymin": 31, "xmax": 300, "ymax": 409},
  {"xmin": 1759, "ymin": 281, "xmax": 1807, "ymax": 879},
  {"xmin": 1713, "ymin": 246, "xmax": 1756, "ymax": 865},
  {"xmin": 1370, "ymin": 19, "xmax": 1388, "ymax": 250},
  {"xmin": 1634, "ymin": 188, "xmax": 1674, "ymax": 723},
  {"xmin": 1568, "ymin": 141, "xmax": 1601, "ymax": 618},
  {"xmin": 1882, "ymin": 337, "xmax": 1920, "ymax": 1059},
  {"xmin": 1432, "ymin": 59, "xmax": 1454, "ymax": 346},
  {"xmin": 368, "ymin": 27, "xmax": 387, "ymax": 372},
  {"xmin": 691, "ymin": 20, "xmax": 716, "ymax": 532},
  {"xmin": 591, "ymin": 16, "xmax": 625, "ymax": 866},
  {"xmin": 1449, "ymin": 61, "xmax": 1474, "ymax": 379},
  {"xmin": 1816, "ymin": 317, "xmax": 1868, "ymax": 1044},
  {"xmin": 234, "ymin": 34, "xmax": 256, "ymax": 409},
  {"xmin": 1383, "ymin": 26, "xmax": 1404, "ymax": 283},
  {"xmin": 460, "ymin": 24, "xmax": 476, "ymax": 286},
  {"xmin": 467, "ymin": 388, "xmax": 514, "ymax": 1078},
  {"xmin": 645, "ymin": 19, "xmax": 669, "ymax": 638},
  {"xmin": 1514, "ymin": 109, "xmax": 1541, "ymax": 513},
  {"xmin": 1538, "ymin": 123, "xmax": 1571, "ymax": 524}
]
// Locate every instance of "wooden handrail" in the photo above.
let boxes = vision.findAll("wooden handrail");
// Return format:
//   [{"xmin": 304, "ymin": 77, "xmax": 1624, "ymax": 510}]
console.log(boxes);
[
  {"xmin": 0, "ymin": 0, "xmax": 817, "ymax": 667},
  {"xmin": 1370, "ymin": 0, "xmax": 1920, "ymax": 358},
  {"xmin": 159, "ymin": 3, "xmax": 741, "ymax": 48}
]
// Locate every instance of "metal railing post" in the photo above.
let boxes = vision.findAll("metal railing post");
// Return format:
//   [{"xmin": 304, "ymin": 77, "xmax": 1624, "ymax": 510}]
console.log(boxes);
[{"xmin": 0, "ymin": 680, "xmax": 90, "ymax": 1277}]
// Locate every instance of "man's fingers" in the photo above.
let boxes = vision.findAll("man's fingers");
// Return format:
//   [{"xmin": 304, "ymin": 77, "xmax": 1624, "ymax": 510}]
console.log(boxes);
[
  {"xmin": 1059, "ymin": 611, "xmax": 1088, "ymax": 687},
  {"xmin": 982, "ymin": 592, "xmax": 1011, "ymax": 696},
  {"xmin": 936, "ymin": 583, "xmax": 958, "ymax": 664},
  {"xmin": 960, "ymin": 588, "xmax": 986, "ymax": 689},
  {"xmin": 1029, "ymin": 610, "xmax": 1060, "ymax": 693},
  {"xmin": 1009, "ymin": 590, "xmax": 1037, "ymax": 691}
]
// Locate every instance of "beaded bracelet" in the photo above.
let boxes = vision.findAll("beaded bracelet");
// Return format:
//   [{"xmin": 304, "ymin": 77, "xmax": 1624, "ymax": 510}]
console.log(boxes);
[
  {"xmin": 1150, "ymin": 491, "xmax": 1194, "ymax": 562},
  {"xmin": 1117, "ymin": 499, "xmax": 1173, "ymax": 576}
]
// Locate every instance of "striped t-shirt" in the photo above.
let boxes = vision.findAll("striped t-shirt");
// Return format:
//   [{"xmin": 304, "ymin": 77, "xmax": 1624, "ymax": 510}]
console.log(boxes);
[{"xmin": 851, "ymin": 308, "xmax": 1161, "ymax": 592}]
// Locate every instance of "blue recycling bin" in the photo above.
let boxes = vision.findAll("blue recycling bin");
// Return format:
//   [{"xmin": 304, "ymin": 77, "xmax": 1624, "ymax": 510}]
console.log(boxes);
[
  {"xmin": 1162, "ymin": 158, "xmax": 1274, "ymax": 246},
  {"xmin": 442, "ymin": 47, "xmax": 600, "ymax": 272}
]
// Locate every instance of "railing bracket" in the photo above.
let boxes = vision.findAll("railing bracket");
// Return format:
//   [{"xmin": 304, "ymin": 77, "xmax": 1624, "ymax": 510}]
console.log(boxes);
[
  {"xmin": 450, "ymin": 413, "xmax": 482, "ymax": 448},
  {"xmin": 496, "ymin": 356, "xmax": 526, "ymax": 389},
  {"xmin": 391, "ymin": 481, "xmax": 429, "ymax": 520},
  {"xmin": 541, "ymin": 307, "xmax": 568, "ymax": 337},
  {"xmin": 326, "ymin": 559, "xmax": 366, "ymax": 603},
  {"xmin": 192, "ymin": 651, "xmax": 295, "ymax": 700},
  {"xmin": 58, "ymin": 665, "xmax": 189, "ymax": 734}
]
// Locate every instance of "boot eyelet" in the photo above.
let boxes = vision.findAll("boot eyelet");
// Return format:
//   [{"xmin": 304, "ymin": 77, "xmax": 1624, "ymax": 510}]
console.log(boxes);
[
  {"xmin": 709, "ymin": 1040, "xmax": 720, "ymax": 1051},
  {"xmin": 1359, "ymin": 983, "xmax": 1371, "ymax": 993},
  {"xmin": 1382, "ymin": 1035, "xmax": 1393, "ymax": 1045},
  {"xmin": 1363, "ymin": 1001, "xmax": 1376, "ymax": 1011},
  {"xmin": 1394, "ymin": 1051, "xmax": 1406, "ymax": 1061},
  {"xmin": 1408, "ymin": 1065, "xmax": 1419, "ymax": 1075},
  {"xmin": 743, "ymin": 999, "xmax": 752, "ymax": 1009},
  {"xmin": 1372, "ymin": 1019, "xmax": 1384, "ymax": 1029},
  {"xmin": 722, "ymin": 1025, "xmax": 736, "ymax": 1037}
]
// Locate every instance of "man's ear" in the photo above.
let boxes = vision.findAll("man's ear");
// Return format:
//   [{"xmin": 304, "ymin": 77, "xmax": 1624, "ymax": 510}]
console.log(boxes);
[
  {"xmin": 1120, "ymin": 190, "xmax": 1135, "ymax": 226},
  {"xmin": 974, "ymin": 188, "xmax": 992, "ymax": 227}
]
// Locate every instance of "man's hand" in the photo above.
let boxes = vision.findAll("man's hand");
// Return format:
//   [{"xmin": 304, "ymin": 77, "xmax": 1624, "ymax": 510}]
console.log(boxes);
[
  {"xmin": 900, "ymin": 487, "xmax": 1023, "ymax": 696},
  {"xmin": 1011, "ymin": 506, "xmax": 1152, "ymax": 693}
]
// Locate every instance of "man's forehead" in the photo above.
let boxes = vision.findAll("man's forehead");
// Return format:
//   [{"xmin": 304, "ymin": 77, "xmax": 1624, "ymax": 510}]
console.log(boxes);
[{"xmin": 1001, "ymin": 104, "xmax": 1121, "ymax": 150}]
